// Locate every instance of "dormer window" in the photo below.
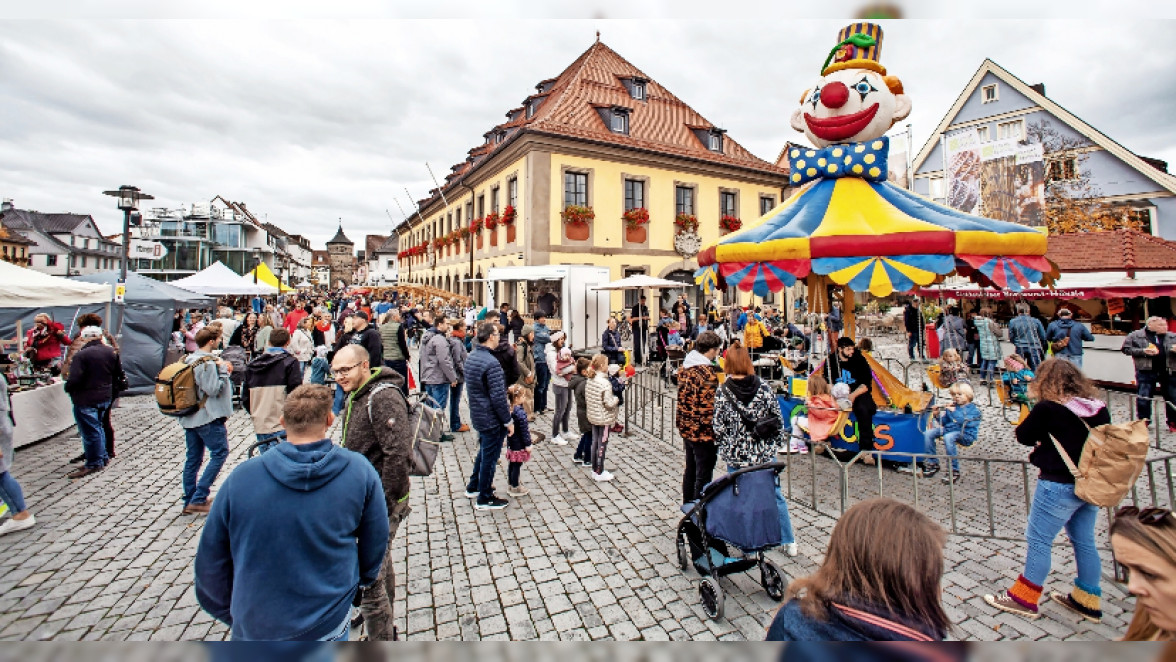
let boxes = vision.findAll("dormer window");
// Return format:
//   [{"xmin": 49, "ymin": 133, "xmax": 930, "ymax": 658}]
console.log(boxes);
[
  {"xmin": 632, "ymin": 80, "xmax": 646, "ymax": 100},
  {"xmin": 708, "ymin": 130, "xmax": 725, "ymax": 153},
  {"xmin": 610, "ymin": 108, "xmax": 629, "ymax": 134}
]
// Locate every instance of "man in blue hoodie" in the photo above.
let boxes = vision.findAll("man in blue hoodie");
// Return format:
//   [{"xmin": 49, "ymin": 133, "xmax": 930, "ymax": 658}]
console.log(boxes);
[
  {"xmin": 1045, "ymin": 308, "xmax": 1095, "ymax": 370},
  {"xmin": 194, "ymin": 384, "xmax": 389, "ymax": 641}
]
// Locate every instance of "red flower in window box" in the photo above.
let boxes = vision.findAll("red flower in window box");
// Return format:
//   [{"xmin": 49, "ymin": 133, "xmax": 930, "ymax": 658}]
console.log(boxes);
[
  {"xmin": 561, "ymin": 204, "xmax": 595, "ymax": 226},
  {"xmin": 501, "ymin": 205, "xmax": 517, "ymax": 225},
  {"xmin": 457, "ymin": 226, "xmax": 470, "ymax": 238},
  {"xmin": 622, "ymin": 207, "xmax": 650, "ymax": 229},
  {"xmin": 674, "ymin": 213, "xmax": 699, "ymax": 234},
  {"xmin": 720, "ymin": 215, "xmax": 742, "ymax": 232},
  {"xmin": 470, "ymin": 217, "xmax": 484, "ymax": 233},
  {"xmin": 484, "ymin": 211, "xmax": 500, "ymax": 230}
]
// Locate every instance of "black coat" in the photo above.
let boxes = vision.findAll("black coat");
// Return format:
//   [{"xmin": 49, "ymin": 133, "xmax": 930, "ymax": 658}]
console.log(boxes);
[
  {"xmin": 1017, "ymin": 400, "xmax": 1111, "ymax": 484},
  {"xmin": 65, "ymin": 339, "xmax": 121, "ymax": 407}
]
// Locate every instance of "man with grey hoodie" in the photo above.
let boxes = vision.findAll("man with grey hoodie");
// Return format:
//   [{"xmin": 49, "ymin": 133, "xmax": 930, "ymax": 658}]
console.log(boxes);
[{"xmin": 419, "ymin": 321, "xmax": 457, "ymax": 442}]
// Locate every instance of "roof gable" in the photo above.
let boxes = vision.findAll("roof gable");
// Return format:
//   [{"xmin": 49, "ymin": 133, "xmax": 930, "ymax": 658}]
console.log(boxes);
[
  {"xmin": 912, "ymin": 59, "xmax": 1176, "ymax": 196},
  {"xmin": 1046, "ymin": 229, "xmax": 1176, "ymax": 273}
]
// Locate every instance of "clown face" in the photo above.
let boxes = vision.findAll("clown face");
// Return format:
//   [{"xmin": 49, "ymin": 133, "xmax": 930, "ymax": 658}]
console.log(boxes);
[{"xmin": 790, "ymin": 68, "xmax": 911, "ymax": 148}]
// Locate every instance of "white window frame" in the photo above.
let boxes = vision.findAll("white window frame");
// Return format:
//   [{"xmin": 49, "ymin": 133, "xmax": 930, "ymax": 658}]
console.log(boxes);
[
  {"xmin": 997, "ymin": 119, "xmax": 1025, "ymax": 141},
  {"xmin": 708, "ymin": 132, "xmax": 722, "ymax": 152},
  {"xmin": 982, "ymin": 84, "xmax": 998, "ymax": 103},
  {"xmin": 1047, "ymin": 157, "xmax": 1079, "ymax": 183},
  {"xmin": 976, "ymin": 126, "xmax": 990, "ymax": 143},
  {"xmin": 632, "ymin": 81, "xmax": 645, "ymax": 100},
  {"xmin": 611, "ymin": 110, "xmax": 629, "ymax": 134}
]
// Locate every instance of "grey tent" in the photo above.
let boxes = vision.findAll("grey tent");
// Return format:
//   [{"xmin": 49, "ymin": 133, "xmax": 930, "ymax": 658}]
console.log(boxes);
[{"xmin": 0, "ymin": 271, "xmax": 215, "ymax": 395}]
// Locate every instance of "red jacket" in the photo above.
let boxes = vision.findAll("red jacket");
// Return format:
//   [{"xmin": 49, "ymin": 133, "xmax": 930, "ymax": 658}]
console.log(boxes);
[
  {"xmin": 282, "ymin": 308, "xmax": 308, "ymax": 334},
  {"xmin": 26, "ymin": 322, "xmax": 70, "ymax": 363}
]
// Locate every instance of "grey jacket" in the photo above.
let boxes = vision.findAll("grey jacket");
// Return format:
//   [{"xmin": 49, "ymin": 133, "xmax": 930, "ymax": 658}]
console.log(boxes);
[
  {"xmin": 0, "ymin": 378, "xmax": 13, "ymax": 474},
  {"xmin": 419, "ymin": 329, "xmax": 456, "ymax": 385},
  {"xmin": 1122, "ymin": 328, "xmax": 1176, "ymax": 373},
  {"xmin": 937, "ymin": 315, "xmax": 967, "ymax": 353},
  {"xmin": 447, "ymin": 336, "xmax": 468, "ymax": 381},
  {"xmin": 179, "ymin": 350, "xmax": 234, "ymax": 429}
]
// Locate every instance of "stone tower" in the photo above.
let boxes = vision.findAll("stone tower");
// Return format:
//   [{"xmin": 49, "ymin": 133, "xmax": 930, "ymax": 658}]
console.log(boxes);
[{"xmin": 325, "ymin": 225, "xmax": 354, "ymax": 288}]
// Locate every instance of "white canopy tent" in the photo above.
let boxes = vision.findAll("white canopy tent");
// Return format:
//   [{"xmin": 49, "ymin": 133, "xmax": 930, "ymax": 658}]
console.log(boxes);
[
  {"xmin": 0, "ymin": 260, "xmax": 111, "ymax": 308},
  {"xmin": 170, "ymin": 261, "xmax": 279, "ymax": 296},
  {"xmin": 593, "ymin": 274, "xmax": 690, "ymax": 365}
]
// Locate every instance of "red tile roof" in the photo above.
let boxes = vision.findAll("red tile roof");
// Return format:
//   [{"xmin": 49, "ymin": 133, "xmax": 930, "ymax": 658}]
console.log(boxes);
[
  {"xmin": 1046, "ymin": 230, "xmax": 1176, "ymax": 274},
  {"xmin": 365, "ymin": 234, "xmax": 389, "ymax": 256},
  {"xmin": 419, "ymin": 39, "xmax": 786, "ymax": 211}
]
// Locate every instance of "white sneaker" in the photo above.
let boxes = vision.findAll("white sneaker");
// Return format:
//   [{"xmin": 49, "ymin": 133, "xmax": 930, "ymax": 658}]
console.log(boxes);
[
  {"xmin": 0, "ymin": 514, "xmax": 35, "ymax": 536},
  {"xmin": 786, "ymin": 542, "xmax": 798, "ymax": 557},
  {"xmin": 464, "ymin": 489, "xmax": 479, "ymax": 498},
  {"xmin": 592, "ymin": 470, "xmax": 614, "ymax": 482},
  {"xmin": 551, "ymin": 435, "xmax": 569, "ymax": 446}
]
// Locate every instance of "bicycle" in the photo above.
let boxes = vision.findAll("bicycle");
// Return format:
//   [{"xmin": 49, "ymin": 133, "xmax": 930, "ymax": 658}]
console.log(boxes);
[{"xmin": 612, "ymin": 310, "xmax": 633, "ymax": 342}]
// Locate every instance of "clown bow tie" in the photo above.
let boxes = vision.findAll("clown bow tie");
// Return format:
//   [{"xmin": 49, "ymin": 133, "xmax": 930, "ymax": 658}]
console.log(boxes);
[{"xmin": 788, "ymin": 137, "xmax": 889, "ymax": 186}]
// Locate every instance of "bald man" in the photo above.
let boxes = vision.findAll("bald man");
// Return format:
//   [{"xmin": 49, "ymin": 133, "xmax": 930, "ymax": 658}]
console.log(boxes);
[{"xmin": 331, "ymin": 344, "xmax": 412, "ymax": 640}]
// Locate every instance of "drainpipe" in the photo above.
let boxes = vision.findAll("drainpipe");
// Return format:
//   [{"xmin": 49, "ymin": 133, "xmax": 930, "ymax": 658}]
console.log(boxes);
[{"xmin": 461, "ymin": 178, "xmax": 477, "ymax": 302}]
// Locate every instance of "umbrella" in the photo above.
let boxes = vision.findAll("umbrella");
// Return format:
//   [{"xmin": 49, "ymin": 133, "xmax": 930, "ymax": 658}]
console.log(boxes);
[{"xmin": 593, "ymin": 275, "xmax": 686, "ymax": 366}]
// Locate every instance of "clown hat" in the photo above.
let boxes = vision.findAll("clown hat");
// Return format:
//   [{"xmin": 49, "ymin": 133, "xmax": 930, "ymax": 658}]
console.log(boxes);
[{"xmin": 822, "ymin": 22, "xmax": 885, "ymax": 76}]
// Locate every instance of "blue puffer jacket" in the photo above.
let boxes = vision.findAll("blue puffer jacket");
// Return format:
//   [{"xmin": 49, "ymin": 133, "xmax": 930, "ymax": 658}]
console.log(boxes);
[{"xmin": 463, "ymin": 344, "xmax": 512, "ymax": 432}]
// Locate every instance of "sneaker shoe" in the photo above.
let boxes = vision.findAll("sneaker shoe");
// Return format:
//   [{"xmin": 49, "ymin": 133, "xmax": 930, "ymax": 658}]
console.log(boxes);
[
  {"xmin": 592, "ymin": 470, "xmax": 614, "ymax": 482},
  {"xmin": 859, "ymin": 454, "xmax": 876, "ymax": 466},
  {"xmin": 922, "ymin": 465, "xmax": 941, "ymax": 479},
  {"xmin": 786, "ymin": 542, "xmax": 798, "ymax": 557},
  {"xmin": 0, "ymin": 514, "xmax": 35, "ymax": 536},
  {"xmin": 182, "ymin": 500, "xmax": 212, "ymax": 515},
  {"xmin": 439, "ymin": 434, "xmax": 455, "ymax": 442},
  {"xmin": 455, "ymin": 424, "xmax": 471, "ymax": 433},
  {"xmin": 896, "ymin": 463, "xmax": 922, "ymax": 476},
  {"xmin": 551, "ymin": 435, "xmax": 569, "ymax": 446},
  {"xmin": 474, "ymin": 496, "xmax": 509, "ymax": 510},
  {"xmin": 464, "ymin": 489, "xmax": 480, "ymax": 498},
  {"xmin": 984, "ymin": 591, "xmax": 1040, "ymax": 620},
  {"xmin": 941, "ymin": 470, "xmax": 962, "ymax": 484},
  {"xmin": 581, "ymin": 460, "xmax": 594, "ymax": 468},
  {"xmin": 507, "ymin": 485, "xmax": 530, "ymax": 497},
  {"xmin": 66, "ymin": 466, "xmax": 103, "ymax": 480},
  {"xmin": 1049, "ymin": 591, "xmax": 1102, "ymax": 623}
]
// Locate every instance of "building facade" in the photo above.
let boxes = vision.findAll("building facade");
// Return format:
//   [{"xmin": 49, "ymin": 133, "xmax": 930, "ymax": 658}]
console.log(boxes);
[
  {"xmin": 912, "ymin": 59, "xmax": 1176, "ymax": 238},
  {"xmin": 396, "ymin": 40, "xmax": 789, "ymax": 312},
  {"xmin": 369, "ymin": 234, "xmax": 399, "ymax": 285},
  {"xmin": 0, "ymin": 200, "xmax": 122, "ymax": 276}
]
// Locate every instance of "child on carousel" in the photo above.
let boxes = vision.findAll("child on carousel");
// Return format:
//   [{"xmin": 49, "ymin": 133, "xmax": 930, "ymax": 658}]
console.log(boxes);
[
  {"xmin": 901, "ymin": 381, "xmax": 981, "ymax": 483},
  {"xmin": 936, "ymin": 348, "xmax": 968, "ymax": 388},
  {"xmin": 789, "ymin": 373, "xmax": 840, "ymax": 455},
  {"xmin": 1001, "ymin": 353, "xmax": 1034, "ymax": 404}
]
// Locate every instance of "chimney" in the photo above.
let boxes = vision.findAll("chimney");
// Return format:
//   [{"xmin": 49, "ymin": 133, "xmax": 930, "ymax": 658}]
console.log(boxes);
[
  {"xmin": 1029, "ymin": 83, "xmax": 1046, "ymax": 97},
  {"xmin": 1, "ymin": 199, "xmax": 12, "ymax": 212}
]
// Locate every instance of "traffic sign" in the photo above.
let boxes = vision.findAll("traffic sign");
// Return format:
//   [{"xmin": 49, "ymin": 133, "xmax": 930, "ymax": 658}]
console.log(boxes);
[{"xmin": 128, "ymin": 240, "xmax": 169, "ymax": 260}]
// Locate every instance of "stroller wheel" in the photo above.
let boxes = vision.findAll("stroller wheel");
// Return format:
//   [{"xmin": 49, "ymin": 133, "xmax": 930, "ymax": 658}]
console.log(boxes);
[
  {"xmin": 761, "ymin": 560, "xmax": 785, "ymax": 601},
  {"xmin": 676, "ymin": 531, "xmax": 690, "ymax": 572},
  {"xmin": 699, "ymin": 577, "xmax": 724, "ymax": 620}
]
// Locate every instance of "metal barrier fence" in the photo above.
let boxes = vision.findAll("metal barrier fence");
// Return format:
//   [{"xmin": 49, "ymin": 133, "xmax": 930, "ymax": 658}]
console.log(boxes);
[{"xmin": 623, "ymin": 374, "xmax": 1175, "ymax": 561}]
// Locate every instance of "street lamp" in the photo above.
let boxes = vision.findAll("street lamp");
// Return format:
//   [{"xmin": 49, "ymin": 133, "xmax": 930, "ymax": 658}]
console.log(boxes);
[
  {"xmin": 102, "ymin": 185, "xmax": 153, "ymax": 336},
  {"xmin": 252, "ymin": 247, "xmax": 262, "ymax": 284}
]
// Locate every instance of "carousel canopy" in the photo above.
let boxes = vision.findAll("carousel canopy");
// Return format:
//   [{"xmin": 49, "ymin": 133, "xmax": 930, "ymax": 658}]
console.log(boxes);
[{"xmin": 697, "ymin": 172, "xmax": 1051, "ymax": 297}]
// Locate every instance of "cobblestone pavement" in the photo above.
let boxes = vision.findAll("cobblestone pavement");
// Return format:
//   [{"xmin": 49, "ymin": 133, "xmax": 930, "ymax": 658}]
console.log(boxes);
[{"xmin": 0, "ymin": 339, "xmax": 1171, "ymax": 641}]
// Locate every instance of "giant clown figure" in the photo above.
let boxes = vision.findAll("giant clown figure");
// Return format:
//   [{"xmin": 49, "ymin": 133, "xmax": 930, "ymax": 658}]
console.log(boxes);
[{"xmin": 696, "ymin": 23, "xmax": 1052, "ymax": 304}]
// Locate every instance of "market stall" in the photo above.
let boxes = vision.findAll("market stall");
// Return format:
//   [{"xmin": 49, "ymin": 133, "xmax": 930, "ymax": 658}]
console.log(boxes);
[
  {"xmin": 917, "ymin": 270, "xmax": 1176, "ymax": 386},
  {"xmin": 0, "ymin": 261, "xmax": 112, "ymax": 448},
  {"xmin": 477, "ymin": 265, "xmax": 611, "ymax": 351},
  {"xmin": 170, "ymin": 261, "xmax": 279, "ymax": 296}
]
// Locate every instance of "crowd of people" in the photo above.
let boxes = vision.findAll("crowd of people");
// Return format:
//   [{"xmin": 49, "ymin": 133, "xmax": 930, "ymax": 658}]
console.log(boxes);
[{"xmin": 0, "ymin": 286, "xmax": 1174, "ymax": 645}]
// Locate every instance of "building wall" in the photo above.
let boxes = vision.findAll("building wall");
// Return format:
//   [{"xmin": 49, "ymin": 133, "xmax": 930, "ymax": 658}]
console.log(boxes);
[{"xmin": 327, "ymin": 243, "xmax": 354, "ymax": 288}]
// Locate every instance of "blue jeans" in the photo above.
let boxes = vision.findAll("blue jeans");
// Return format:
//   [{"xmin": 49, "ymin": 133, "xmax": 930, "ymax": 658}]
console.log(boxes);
[
  {"xmin": 74, "ymin": 401, "xmax": 111, "ymax": 469},
  {"xmin": 535, "ymin": 363, "xmax": 551, "ymax": 412},
  {"xmin": 449, "ymin": 382, "xmax": 464, "ymax": 431},
  {"xmin": 0, "ymin": 471, "xmax": 27, "ymax": 513},
  {"xmin": 907, "ymin": 333, "xmax": 925, "ymax": 359},
  {"xmin": 183, "ymin": 419, "xmax": 229, "ymax": 505},
  {"xmin": 1022, "ymin": 479, "xmax": 1102, "ymax": 592},
  {"xmin": 384, "ymin": 359, "xmax": 409, "ymax": 397},
  {"xmin": 319, "ymin": 609, "xmax": 351, "ymax": 641},
  {"xmin": 423, "ymin": 384, "xmax": 450, "ymax": 428},
  {"xmin": 978, "ymin": 358, "xmax": 997, "ymax": 381},
  {"xmin": 332, "ymin": 383, "xmax": 347, "ymax": 415},
  {"xmin": 310, "ymin": 357, "xmax": 329, "ymax": 385},
  {"xmin": 727, "ymin": 464, "xmax": 795, "ymax": 545},
  {"xmin": 922, "ymin": 426, "xmax": 961, "ymax": 472},
  {"xmin": 574, "ymin": 431, "xmax": 592, "ymax": 462},
  {"xmin": 966, "ymin": 342, "xmax": 978, "ymax": 366},
  {"xmin": 253, "ymin": 430, "xmax": 286, "ymax": 455},
  {"xmin": 466, "ymin": 425, "xmax": 506, "ymax": 501},
  {"xmin": 1057, "ymin": 354, "xmax": 1083, "ymax": 369}
]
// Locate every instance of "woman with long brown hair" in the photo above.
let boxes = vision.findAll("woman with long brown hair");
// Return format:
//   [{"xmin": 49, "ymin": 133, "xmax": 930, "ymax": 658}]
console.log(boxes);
[
  {"xmin": 985, "ymin": 357, "xmax": 1110, "ymax": 622},
  {"xmin": 766, "ymin": 498, "xmax": 950, "ymax": 641},
  {"xmin": 1112, "ymin": 506, "xmax": 1176, "ymax": 641}
]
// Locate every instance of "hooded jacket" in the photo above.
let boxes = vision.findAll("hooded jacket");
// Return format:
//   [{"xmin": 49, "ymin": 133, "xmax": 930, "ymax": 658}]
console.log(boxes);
[
  {"xmin": 1045, "ymin": 318, "xmax": 1094, "ymax": 356},
  {"xmin": 447, "ymin": 335, "xmax": 469, "ymax": 381},
  {"xmin": 64, "ymin": 338, "xmax": 120, "ymax": 407},
  {"xmin": 569, "ymin": 373, "xmax": 591, "ymax": 434},
  {"xmin": 1016, "ymin": 398, "xmax": 1110, "ymax": 484},
  {"xmin": 1122, "ymin": 327, "xmax": 1176, "ymax": 372},
  {"xmin": 676, "ymin": 350, "xmax": 719, "ymax": 443},
  {"xmin": 242, "ymin": 349, "xmax": 304, "ymax": 435},
  {"xmin": 195, "ymin": 439, "xmax": 389, "ymax": 641},
  {"xmin": 766, "ymin": 598, "xmax": 943, "ymax": 642},
  {"xmin": 341, "ymin": 368, "xmax": 413, "ymax": 509},
  {"xmin": 516, "ymin": 338, "xmax": 536, "ymax": 386},
  {"xmin": 419, "ymin": 328, "xmax": 456, "ymax": 385},
  {"xmin": 714, "ymin": 375, "xmax": 785, "ymax": 467},
  {"xmin": 464, "ymin": 344, "xmax": 512, "ymax": 432},
  {"xmin": 489, "ymin": 341, "xmax": 521, "ymax": 387}
]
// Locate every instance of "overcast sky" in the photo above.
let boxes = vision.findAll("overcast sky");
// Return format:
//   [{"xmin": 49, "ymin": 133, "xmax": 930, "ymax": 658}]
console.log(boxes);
[{"xmin": 2, "ymin": 16, "xmax": 1174, "ymax": 248}]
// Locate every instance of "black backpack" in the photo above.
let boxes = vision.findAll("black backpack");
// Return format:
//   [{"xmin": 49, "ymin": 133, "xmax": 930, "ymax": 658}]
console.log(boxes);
[{"xmin": 721, "ymin": 383, "xmax": 782, "ymax": 441}]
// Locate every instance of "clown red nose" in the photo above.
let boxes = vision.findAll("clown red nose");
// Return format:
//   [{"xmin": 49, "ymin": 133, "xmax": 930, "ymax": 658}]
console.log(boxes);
[{"xmin": 821, "ymin": 81, "xmax": 849, "ymax": 109}]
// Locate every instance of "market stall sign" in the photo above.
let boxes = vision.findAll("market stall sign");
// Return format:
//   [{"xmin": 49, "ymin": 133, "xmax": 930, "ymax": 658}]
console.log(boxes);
[{"xmin": 1106, "ymin": 298, "xmax": 1126, "ymax": 315}]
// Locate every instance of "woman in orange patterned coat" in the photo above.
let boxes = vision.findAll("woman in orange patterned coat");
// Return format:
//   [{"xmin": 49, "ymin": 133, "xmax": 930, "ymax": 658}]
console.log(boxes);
[{"xmin": 675, "ymin": 331, "xmax": 723, "ymax": 504}]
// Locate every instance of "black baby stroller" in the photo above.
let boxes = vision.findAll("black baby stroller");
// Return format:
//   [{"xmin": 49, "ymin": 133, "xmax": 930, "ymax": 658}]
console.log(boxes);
[{"xmin": 675, "ymin": 461, "xmax": 787, "ymax": 620}]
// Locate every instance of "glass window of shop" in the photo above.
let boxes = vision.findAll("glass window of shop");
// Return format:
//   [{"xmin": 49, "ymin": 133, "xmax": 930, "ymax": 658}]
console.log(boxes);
[
  {"xmin": 211, "ymin": 249, "xmax": 249, "ymax": 275},
  {"xmin": 159, "ymin": 221, "xmax": 207, "ymax": 238},
  {"xmin": 155, "ymin": 241, "xmax": 205, "ymax": 272},
  {"xmin": 213, "ymin": 223, "xmax": 246, "ymax": 248}
]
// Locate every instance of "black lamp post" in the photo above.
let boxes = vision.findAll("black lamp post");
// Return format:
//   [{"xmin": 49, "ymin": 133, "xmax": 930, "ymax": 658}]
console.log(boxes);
[
  {"xmin": 252, "ymin": 247, "xmax": 261, "ymax": 284},
  {"xmin": 101, "ymin": 185, "xmax": 153, "ymax": 336}
]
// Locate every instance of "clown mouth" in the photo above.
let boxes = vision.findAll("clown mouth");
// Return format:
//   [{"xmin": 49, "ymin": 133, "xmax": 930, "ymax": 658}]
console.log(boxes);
[{"xmin": 805, "ymin": 104, "xmax": 880, "ymax": 142}]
